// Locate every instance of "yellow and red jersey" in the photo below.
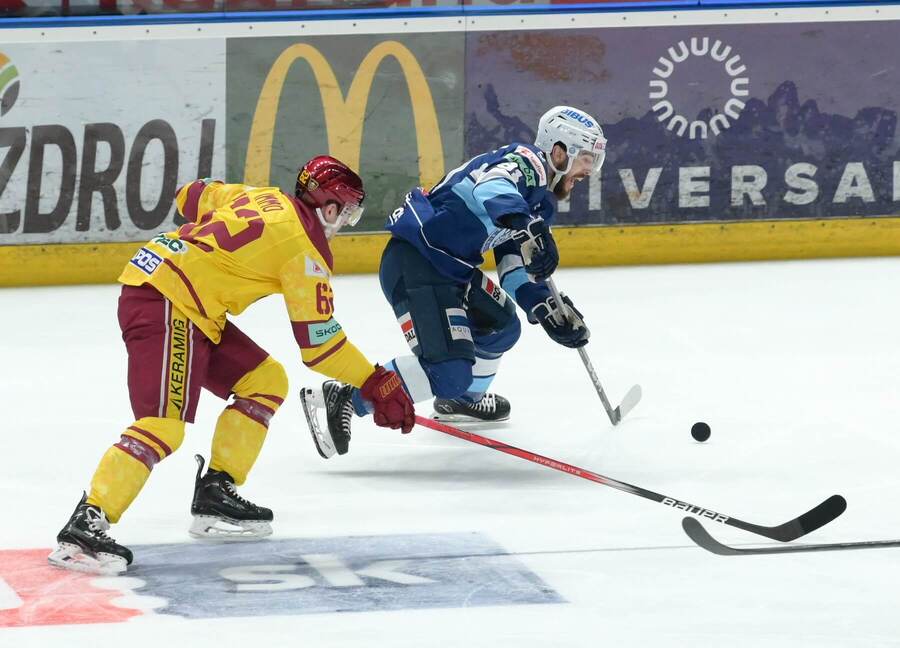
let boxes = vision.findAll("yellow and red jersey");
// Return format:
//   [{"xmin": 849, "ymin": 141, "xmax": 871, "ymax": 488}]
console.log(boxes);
[{"xmin": 118, "ymin": 180, "xmax": 375, "ymax": 388}]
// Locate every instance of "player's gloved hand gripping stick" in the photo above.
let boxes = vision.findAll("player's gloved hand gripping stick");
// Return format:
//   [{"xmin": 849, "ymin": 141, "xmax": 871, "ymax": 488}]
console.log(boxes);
[
  {"xmin": 510, "ymin": 217, "xmax": 559, "ymax": 281},
  {"xmin": 513, "ymin": 221, "xmax": 641, "ymax": 425}
]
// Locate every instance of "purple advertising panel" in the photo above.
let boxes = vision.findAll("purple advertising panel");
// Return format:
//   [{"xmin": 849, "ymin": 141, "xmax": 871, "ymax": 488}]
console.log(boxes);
[{"xmin": 465, "ymin": 21, "xmax": 900, "ymax": 225}]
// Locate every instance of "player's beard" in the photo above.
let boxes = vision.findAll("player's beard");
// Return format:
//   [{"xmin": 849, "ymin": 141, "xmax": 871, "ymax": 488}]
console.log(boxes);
[{"xmin": 552, "ymin": 175, "xmax": 573, "ymax": 200}]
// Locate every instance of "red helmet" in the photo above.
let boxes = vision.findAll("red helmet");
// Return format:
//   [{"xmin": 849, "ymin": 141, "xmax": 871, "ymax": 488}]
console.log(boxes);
[
  {"xmin": 295, "ymin": 156, "xmax": 365, "ymax": 238},
  {"xmin": 296, "ymin": 156, "xmax": 365, "ymax": 208}
]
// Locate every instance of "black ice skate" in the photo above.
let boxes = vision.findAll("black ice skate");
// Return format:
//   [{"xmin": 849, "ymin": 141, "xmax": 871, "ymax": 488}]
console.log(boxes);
[
  {"xmin": 300, "ymin": 381, "xmax": 354, "ymax": 459},
  {"xmin": 433, "ymin": 393, "xmax": 511, "ymax": 423},
  {"xmin": 47, "ymin": 493, "xmax": 133, "ymax": 575},
  {"xmin": 189, "ymin": 455, "xmax": 273, "ymax": 540}
]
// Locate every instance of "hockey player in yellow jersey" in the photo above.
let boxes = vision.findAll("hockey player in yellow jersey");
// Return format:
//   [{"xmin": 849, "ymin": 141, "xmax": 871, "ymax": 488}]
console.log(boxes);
[{"xmin": 49, "ymin": 155, "xmax": 415, "ymax": 575}]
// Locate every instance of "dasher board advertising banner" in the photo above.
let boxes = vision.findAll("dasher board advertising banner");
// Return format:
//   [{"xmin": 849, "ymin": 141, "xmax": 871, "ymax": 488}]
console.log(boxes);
[
  {"xmin": 0, "ymin": 41, "xmax": 225, "ymax": 245},
  {"xmin": 465, "ymin": 20, "xmax": 900, "ymax": 225},
  {"xmin": 226, "ymin": 32, "xmax": 465, "ymax": 232}
]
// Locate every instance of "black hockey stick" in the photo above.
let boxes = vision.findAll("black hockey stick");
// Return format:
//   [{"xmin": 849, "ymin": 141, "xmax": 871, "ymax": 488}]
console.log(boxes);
[
  {"xmin": 683, "ymin": 517, "xmax": 900, "ymax": 556},
  {"xmin": 418, "ymin": 416, "xmax": 846, "ymax": 542}
]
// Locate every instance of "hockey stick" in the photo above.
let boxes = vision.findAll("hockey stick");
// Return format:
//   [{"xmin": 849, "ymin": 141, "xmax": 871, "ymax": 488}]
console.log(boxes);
[
  {"xmin": 682, "ymin": 517, "xmax": 900, "ymax": 556},
  {"xmin": 545, "ymin": 277, "xmax": 642, "ymax": 425},
  {"xmin": 416, "ymin": 415, "xmax": 846, "ymax": 542}
]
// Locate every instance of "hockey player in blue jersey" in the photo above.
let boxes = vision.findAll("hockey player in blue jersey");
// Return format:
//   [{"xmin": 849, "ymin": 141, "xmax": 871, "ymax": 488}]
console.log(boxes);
[{"xmin": 301, "ymin": 106, "xmax": 607, "ymax": 457}]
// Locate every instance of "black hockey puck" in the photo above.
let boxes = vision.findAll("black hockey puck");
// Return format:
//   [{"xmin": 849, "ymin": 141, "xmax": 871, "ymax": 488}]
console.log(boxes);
[{"xmin": 691, "ymin": 422, "xmax": 711, "ymax": 442}]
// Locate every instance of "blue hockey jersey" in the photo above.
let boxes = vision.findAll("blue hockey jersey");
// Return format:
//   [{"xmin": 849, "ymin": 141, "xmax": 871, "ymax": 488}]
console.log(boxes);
[{"xmin": 385, "ymin": 143, "xmax": 554, "ymax": 313}]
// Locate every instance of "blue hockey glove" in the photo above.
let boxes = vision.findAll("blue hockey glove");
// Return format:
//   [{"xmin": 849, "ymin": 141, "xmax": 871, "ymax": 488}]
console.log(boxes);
[
  {"xmin": 531, "ymin": 294, "xmax": 590, "ymax": 348},
  {"xmin": 511, "ymin": 217, "xmax": 559, "ymax": 281}
]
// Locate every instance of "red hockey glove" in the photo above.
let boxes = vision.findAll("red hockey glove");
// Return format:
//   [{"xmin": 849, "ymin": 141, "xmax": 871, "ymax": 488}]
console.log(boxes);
[{"xmin": 360, "ymin": 366, "xmax": 415, "ymax": 434}]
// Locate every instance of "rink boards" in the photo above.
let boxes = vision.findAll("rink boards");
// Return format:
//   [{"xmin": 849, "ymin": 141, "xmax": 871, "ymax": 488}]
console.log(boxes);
[
  {"xmin": 1, "ymin": 3, "xmax": 899, "ymax": 285},
  {"xmin": 3, "ymin": 216, "xmax": 900, "ymax": 286}
]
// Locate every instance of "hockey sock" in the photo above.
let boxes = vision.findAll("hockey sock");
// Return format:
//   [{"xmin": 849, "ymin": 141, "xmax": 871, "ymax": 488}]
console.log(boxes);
[
  {"xmin": 460, "ymin": 351, "xmax": 502, "ymax": 404},
  {"xmin": 210, "ymin": 404, "xmax": 269, "ymax": 485},
  {"xmin": 210, "ymin": 358, "xmax": 286, "ymax": 485},
  {"xmin": 87, "ymin": 417, "xmax": 185, "ymax": 523}
]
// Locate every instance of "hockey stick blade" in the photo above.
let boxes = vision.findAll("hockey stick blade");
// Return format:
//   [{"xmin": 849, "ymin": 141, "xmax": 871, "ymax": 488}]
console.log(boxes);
[
  {"xmin": 792, "ymin": 494, "xmax": 847, "ymax": 537},
  {"xmin": 683, "ymin": 517, "xmax": 900, "ymax": 556},
  {"xmin": 729, "ymin": 494, "xmax": 846, "ymax": 541},
  {"xmin": 613, "ymin": 384, "xmax": 642, "ymax": 424}
]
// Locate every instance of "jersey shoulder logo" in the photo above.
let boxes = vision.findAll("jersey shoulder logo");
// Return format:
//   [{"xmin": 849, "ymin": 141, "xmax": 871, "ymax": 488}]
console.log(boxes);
[
  {"xmin": 503, "ymin": 154, "xmax": 536, "ymax": 188},
  {"xmin": 305, "ymin": 255, "xmax": 329, "ymax": 278},
  {"xmin": 514, "ymin": 146, "xmax": 547, "ymax": 187},
  {"xmin": 150, "ymin": 233, "xmax": 188, "ymax": 254},
  {"xmin": 129, "ymin": 247, "xmax": 163, "ymax": 275}
]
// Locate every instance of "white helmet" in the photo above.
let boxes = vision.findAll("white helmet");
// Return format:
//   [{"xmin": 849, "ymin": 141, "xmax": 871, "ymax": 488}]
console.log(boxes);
[{"xmin": 534, "ymin": 106, "xmax": 607, "ymax": 189}]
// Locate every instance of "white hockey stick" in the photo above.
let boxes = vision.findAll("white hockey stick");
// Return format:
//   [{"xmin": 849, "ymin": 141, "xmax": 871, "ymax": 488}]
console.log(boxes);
[{"xmin": 546, "ymin": 277, "xmax": 642, "ymax": 425}]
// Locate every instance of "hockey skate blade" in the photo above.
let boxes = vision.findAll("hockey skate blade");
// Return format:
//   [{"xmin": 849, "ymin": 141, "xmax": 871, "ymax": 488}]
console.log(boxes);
[
  {"xmin": 299, "ymin": 388, "xmax": 337, "ymax": 459},
  {"xmin": 189, "ymin": 515, "xmax": 273, "ymax": 541},
  {"xmin": 431, "ymin": 411, "xmax": 511, "ymax": 424},
  {"xmin": 613, "ymin": 384, "xmax": 642, "ymax": 424},
  {"xmin": 48, "ymin": 543, "xmax": 128, "ymax": 575}
]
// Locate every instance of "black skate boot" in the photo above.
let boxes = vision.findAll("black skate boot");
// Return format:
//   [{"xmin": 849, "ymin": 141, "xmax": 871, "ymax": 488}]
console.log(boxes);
[
  {"xmin": 48, "ymin": 493, "xmax": 133, "ymax": 575},
  {"xmin": 433, "ymin": 393, "xmax": 511, "ymax": 423},
  {"xmin": 189, "ymin": 455, "xmax": 273, "ymax": 540},
  {"xmin": 300, "ymin": 380, "xmax": 354, "ymax": 459}
]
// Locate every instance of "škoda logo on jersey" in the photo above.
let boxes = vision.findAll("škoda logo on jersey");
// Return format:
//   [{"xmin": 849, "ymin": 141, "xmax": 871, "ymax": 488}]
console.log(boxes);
[{"xmin": 245, "ymin": 41, "xmax": 445, "ymax": 191}]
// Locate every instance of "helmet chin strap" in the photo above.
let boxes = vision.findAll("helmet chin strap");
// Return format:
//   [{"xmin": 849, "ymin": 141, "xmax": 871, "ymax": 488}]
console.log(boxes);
[
  {"xmin": 316, "ymin": 207, "xmax": 341, "ymax": 240},
  {"xmin": 549, "ymin": 169, "xmax": 566, "ymax": 191},
  {"xmin": 547, "ymin": 152, "xmax": 574, "ymax": 191}
]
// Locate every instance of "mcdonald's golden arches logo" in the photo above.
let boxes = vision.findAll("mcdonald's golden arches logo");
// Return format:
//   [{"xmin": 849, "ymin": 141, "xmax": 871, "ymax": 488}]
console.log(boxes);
[{"xmin": 245, "ymin": 41, "xmax": 445, "ymax": 189}]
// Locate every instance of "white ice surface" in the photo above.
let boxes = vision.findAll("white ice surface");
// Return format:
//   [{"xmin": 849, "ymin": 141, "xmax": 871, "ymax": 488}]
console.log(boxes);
[{"xmin": 1, "ymin": 258, "xmax": 899, "ymax": 647}]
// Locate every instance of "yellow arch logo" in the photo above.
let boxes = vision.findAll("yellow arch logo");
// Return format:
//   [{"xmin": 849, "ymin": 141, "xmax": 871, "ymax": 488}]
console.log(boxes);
[{"xmin": 245, "ymin": 41, "xmax": 445, "ymax": 189}]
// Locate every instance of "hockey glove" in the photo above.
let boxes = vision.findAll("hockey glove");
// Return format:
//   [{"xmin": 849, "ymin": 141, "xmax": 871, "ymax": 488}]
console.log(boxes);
[
  {"xmin": 360, "ymin": 366, "xmax": 415, "ymax": 434},
  {"xmin": 531, "ymin": 294, "xmax": 590, "ymax": 349},
  {"xmin": 511, "ymin": 217, "xmax": 559, "ymax": 281}
]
